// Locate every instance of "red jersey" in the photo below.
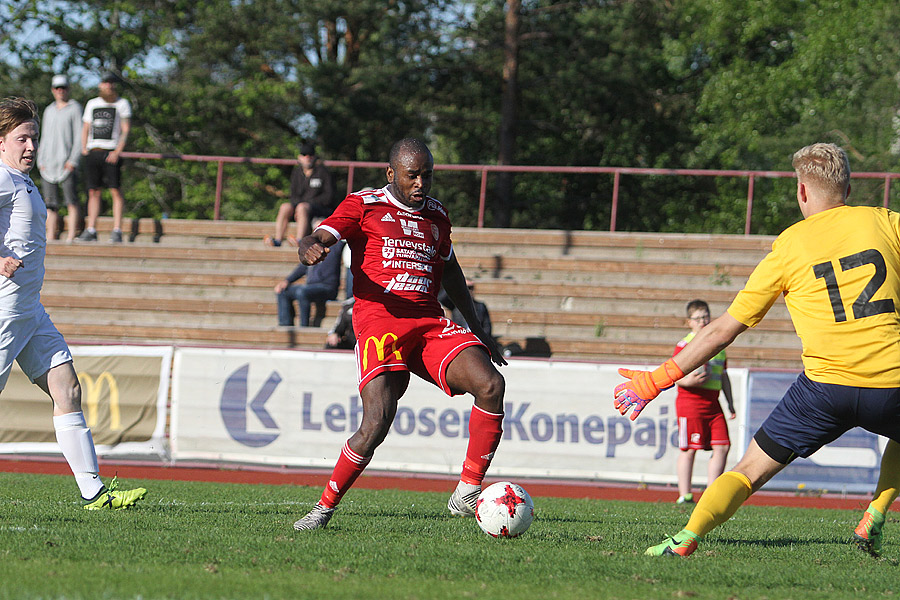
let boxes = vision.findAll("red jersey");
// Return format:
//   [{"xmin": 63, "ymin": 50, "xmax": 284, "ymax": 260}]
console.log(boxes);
[{"xmin": 317, "ymin": 186, "xmax": 453, "ymax": 319}]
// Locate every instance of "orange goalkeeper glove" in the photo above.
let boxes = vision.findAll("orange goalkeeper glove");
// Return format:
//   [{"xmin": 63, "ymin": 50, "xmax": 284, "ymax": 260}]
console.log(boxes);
[{"xmin": 613, "ymin": 359, "xmax": 684, "ymax": 421}]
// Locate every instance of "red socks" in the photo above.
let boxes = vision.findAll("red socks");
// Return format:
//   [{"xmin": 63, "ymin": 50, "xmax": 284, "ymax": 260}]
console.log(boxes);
[
  {"xmin": 319, "ymin": 405, "xmax": 503, "ymax": 507},
  {"xmin": 460, "ymin": 405, "xmax": 504, "ymax": 485},
  {"xmin": 320, "ymin": 441, "xmax": 372, "ymax": 508}
]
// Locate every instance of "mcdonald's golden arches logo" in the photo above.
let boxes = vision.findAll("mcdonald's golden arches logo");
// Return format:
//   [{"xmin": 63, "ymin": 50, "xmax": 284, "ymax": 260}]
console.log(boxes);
[
  {"xmin": 78, "ymin": 371, "xmax": 121, "ymax": 431},
  {"xmin": 362, "ymin": 333, "xmax": 402, "ymax": 370}
]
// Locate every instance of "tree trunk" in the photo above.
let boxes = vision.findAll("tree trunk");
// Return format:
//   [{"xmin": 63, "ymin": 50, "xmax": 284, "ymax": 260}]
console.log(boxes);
[{"xmin": 494, "ymin": 0, "xmax": 520, "ymax": 228}]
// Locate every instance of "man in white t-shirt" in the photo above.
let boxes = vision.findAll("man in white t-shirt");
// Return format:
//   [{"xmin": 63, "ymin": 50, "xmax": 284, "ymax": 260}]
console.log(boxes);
[
  {"xmin": 78, "ymin": 72, "xmax": 132, "ymax": 243},
  {"xmin": 0, "ymin": 96, "xmax": 146, "ymax": 508}
]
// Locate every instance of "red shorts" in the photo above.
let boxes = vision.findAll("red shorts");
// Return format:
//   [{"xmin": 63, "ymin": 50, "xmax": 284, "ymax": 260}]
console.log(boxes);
[
  {"xmin": 353, "ymin": 311, "xmax": 485, "ymax": 395},
  {"xmin": 677, "ymin": 413, "xmax": 730, "ymax": 451}
]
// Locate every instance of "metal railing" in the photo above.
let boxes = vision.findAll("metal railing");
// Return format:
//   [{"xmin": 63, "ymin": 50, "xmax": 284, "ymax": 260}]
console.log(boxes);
[{"xmin": 121, "ymin": 151, "xmax": 900, "ymax": 234}]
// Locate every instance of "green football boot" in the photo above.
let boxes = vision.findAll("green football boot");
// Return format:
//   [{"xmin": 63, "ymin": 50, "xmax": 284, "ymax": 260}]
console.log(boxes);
[
  {"xmin": 645, "ymin": 529, "xmax": 700, "ymax": 557},
  {"xmin": 853, "ymin": 506, "xmax": 885, "ymax": 557},
  {"xmin": 83, "ymin": 477, "xmax": 147, "ymax": 510}
]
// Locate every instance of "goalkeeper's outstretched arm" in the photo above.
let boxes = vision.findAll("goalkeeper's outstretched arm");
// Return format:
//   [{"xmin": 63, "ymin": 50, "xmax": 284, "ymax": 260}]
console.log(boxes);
[
  {"xmin": 614, "ymin": 313, "xmax": 747, "ymax": 420},
  {"xmin": 671, "ymin": 312, "xmax": 747, "ymax": 375}
]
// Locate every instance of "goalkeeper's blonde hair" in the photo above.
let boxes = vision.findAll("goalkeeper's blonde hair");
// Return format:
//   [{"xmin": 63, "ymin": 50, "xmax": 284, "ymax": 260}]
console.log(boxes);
[{"xmin": 792, "ymin": 143, "xmax": 850, "ymax": 199}]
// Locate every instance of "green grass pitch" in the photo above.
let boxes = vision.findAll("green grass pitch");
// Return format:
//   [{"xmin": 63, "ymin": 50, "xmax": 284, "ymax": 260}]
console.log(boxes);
[{"xmin": 0, "ymin": 472, "xmax": 895, "ymax": 599}]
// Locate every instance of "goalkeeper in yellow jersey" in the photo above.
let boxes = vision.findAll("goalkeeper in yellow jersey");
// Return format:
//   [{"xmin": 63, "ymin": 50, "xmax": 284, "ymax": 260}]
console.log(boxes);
[{"xmin": 614, "ymin": 142, "xmax": 900, "ymax": 557}]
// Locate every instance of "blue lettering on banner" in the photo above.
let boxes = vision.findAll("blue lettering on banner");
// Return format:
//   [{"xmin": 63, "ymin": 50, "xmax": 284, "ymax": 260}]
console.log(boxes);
[
  {"xmin": 394, "ymin": 407, "xmax": 416, "ymax": 435},
  {"xmin": 324, "ymin": 403, "xmax": 345, "ymax": 432},
  {"xmin": 556, "ymin": 414, "xmax": 579, "ymax": 443},
  {"xmin": 606, "ymin": 417, "xmax": 631, "ymax": 457},
  {"xmin": 503, "ymin": 402, "xmax": 530, "ymax": 440},
  {"xmin": 297, "ymin": 395, "xmax": 676, "ymax": 459},
  {"xmin": 419, "ymin": 408, "xmax": 436, "ymax": 436},
  {"xmin": 531, "ymin": 413, "xmax": 553, "ymax": 442},
  {"xmin": 301, "ymin": 392, "xmax": 321, "ymax": 430},
  {"xmin": 439, "ymin": 409, "xmax": 460, "ymax": 437},
  {"xmin": 583, "ymin": 416, "xmax": 604, "ymax": 444},
  {"xmin": 633, "ymin": 405, "xmax": 669, "ymax": 460},
  {"xmin": 220, "ymin": 364, "xmax": 280, "ymax": 447}
]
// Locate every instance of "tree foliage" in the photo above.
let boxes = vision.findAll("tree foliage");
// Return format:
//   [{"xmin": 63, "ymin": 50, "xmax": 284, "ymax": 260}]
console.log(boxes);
[
  {"xmin": 0, "ymin": 0, "xmax": 898, "ymax": 232},
  {"xmin": 665, "ymin": 0, "xmax": 900, "ymax": 232}
]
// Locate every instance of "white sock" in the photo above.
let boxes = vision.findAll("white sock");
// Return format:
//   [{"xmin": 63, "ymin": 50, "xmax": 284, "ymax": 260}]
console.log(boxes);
[
  {"xmin": 53, "ymin": 411, "xmax": 104, "ymax": 499},
  {"xmin": 455, "ymin": 481, "xmax": 481, "ymax": 496}
]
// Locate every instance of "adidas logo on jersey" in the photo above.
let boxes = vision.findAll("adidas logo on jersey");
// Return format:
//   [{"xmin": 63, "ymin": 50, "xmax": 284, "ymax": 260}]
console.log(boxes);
[{"xmin": 381, "ymin": 213, "xmax": 395, "ymax": 222}]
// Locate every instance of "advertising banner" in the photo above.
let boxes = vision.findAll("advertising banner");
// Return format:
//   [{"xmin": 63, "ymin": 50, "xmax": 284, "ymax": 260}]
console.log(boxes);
[
  {"xmin": 0, "ymin": 345, "xmax": 171, "ymax": 457},
  {"xmin": 171, "ymin": 348, "xmax": 748, "ymax": 485}
]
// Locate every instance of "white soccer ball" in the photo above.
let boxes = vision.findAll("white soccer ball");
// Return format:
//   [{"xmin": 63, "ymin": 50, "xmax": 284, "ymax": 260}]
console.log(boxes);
[{"xmin": 475, "ymin": 481, "xmax": 534, "ymax": 538}]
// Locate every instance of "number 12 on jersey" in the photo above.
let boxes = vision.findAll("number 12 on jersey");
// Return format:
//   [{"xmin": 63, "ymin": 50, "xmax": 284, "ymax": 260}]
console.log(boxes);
[{"xmin": 813, "ymin": 249, "xmax": 895, "ymax": 322}]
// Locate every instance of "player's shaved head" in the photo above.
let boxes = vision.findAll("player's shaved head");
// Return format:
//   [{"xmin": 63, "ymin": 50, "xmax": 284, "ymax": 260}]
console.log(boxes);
[
  {"xmin": 389, "ymin": 138, "xmax": 432, "ymax": 170},
  {"xmin": 386, "ymin": 137, "xmax": 434, "ymax": 208},
  {"xmin": 792, "ymin": 143, "xmax": 850, "ymax": 200},
  {"xmin": 0, "ymin": 97, "xmax": 38, "ymax": 138}
]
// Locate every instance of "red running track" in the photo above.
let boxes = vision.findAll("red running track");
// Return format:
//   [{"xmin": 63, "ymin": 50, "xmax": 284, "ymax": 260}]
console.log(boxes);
[{"xmin": 0, "ymin": 456, "xmax": 870, "ymax": 511}]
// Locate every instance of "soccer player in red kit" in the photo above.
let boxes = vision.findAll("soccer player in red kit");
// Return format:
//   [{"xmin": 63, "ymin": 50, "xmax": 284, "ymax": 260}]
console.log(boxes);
[{"xmin": 292, "ymin": 138, "xmax": 507, "ymax": 531}]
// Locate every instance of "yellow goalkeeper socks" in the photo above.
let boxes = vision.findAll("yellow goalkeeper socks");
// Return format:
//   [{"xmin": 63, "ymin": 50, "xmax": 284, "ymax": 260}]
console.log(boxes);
[
  {"xmin": 870, "ymin": 439, "xmax": 900, "ymax": 516},
  {"xmin": 685, "ymin": 471, "xmax": 753, "ymax": 538}
]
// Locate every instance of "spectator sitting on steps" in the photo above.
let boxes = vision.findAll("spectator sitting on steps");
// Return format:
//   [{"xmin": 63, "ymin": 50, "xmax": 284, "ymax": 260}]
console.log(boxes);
[
  {"xmin": 275, "ymin": 237, "xmax": 344, "ymax": 327},
  {"xmin": 265, "ymin": 142, "xmax": 334, "ymax": 247}
]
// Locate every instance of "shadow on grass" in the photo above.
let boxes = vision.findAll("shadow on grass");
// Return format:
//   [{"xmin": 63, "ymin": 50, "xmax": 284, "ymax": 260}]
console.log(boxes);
[
  {"xmin": 711, "ymin": 535, "xmax": 900, "ymax": 563},
  {"xmin": 713, "ymin": 535, "xmax": 845, "ymax": 548}
]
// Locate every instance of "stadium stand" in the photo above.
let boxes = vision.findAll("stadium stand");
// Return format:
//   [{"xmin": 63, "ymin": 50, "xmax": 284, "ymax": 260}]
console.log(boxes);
[{"xmin": 44, "ymin": 217, "xmax": 802, "ymax": 369}]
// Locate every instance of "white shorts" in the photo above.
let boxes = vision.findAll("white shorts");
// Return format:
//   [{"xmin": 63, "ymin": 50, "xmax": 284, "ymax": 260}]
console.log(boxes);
[{"xmin": 0, "ymin": 308, "xmax": 72, "ymax": 390}]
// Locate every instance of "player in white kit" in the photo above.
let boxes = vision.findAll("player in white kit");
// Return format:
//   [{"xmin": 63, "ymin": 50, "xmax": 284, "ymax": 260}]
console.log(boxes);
[{"xmin": 0, "ymin": 97, "xmax": 146, "ymax": 509}]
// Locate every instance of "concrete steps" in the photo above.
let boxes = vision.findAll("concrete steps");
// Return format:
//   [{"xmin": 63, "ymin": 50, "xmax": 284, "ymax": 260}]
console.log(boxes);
[{"xmin": 44, "ymin": 217, "xmax": 801, "ymax": 368}]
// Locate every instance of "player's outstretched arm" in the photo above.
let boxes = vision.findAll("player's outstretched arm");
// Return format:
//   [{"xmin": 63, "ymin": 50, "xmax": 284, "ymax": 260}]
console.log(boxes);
[
  {"xmin": 614, "ymin": 360, "xmax": 684, "ymax": 421},
  {"xmin": 614, "ymin": 313, "xmax": 747, "ymax": 421},
  {"xmin": 675, "ymin": 367, "xmax": 708, "ymax": 388},
  {"xmin": 674, "ymin": 312, "xmax": 747, "ymax": 375},
  {"xmin": 297, "ymin": 229, "xmax": 337, "ymax": 266}
]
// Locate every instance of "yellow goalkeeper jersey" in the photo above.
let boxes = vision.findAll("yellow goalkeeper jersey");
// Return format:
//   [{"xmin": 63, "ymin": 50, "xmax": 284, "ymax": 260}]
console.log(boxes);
[{"xmin": 728, "ymin": 204, "xmax": 900, "ymax": 387}]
